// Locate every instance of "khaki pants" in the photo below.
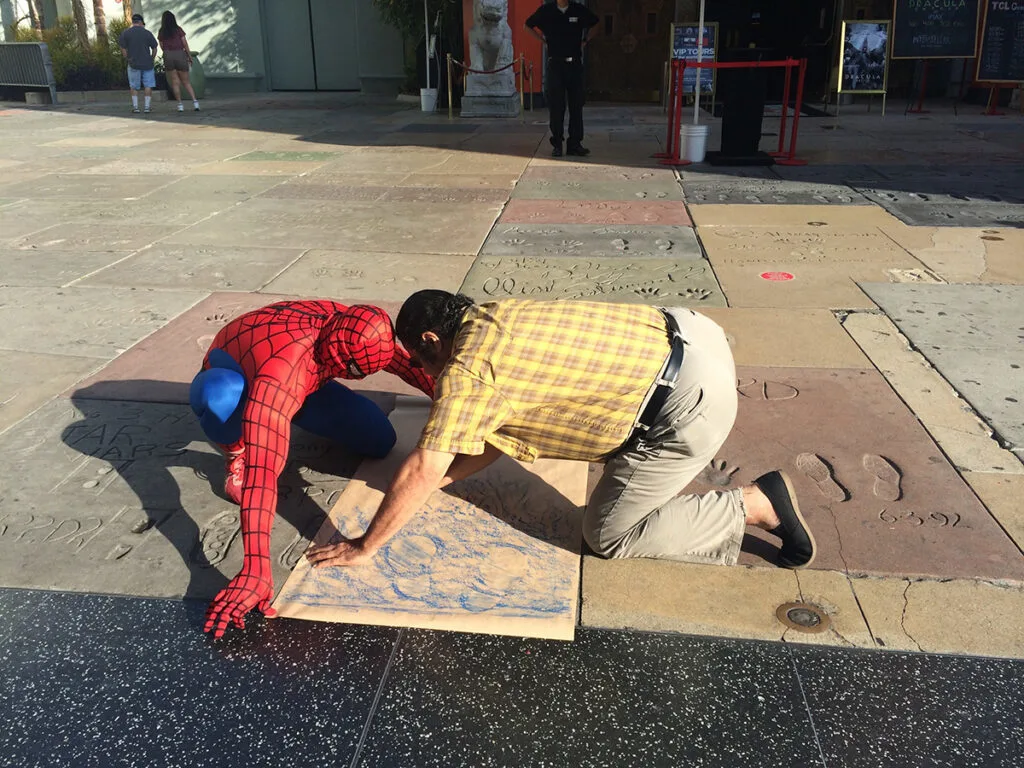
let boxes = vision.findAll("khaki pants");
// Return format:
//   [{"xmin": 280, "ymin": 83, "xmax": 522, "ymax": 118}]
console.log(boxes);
[{"xmin": 583, "ymin": 308, "xmax": 746, "ymax": 565}]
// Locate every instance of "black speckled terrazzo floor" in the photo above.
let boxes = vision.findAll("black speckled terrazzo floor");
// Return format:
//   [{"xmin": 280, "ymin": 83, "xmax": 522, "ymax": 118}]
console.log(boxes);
[{"xmin": 1, "ymin": 589, "xmax": 1022, "ymax": 768}]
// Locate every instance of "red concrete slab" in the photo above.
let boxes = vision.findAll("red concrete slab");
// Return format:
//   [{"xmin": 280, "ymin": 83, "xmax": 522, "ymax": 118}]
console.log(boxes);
[
  {"xmin": 67, "ymin": 293, "xmax": 427, "ymax": 403},
  {"xmin": 683, "ymin": 367, "xmax": 1024, "ymax": 582},
  {"xmin": 501, "ymin": 200, "xmax": 691, "ymax": 226}
]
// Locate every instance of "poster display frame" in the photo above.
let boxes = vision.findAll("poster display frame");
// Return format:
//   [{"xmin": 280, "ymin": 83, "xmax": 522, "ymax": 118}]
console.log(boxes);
[
  {"xmin": 838, "ymin": 19, "xmax": 892, "ymax": 95},
  {"xmin": 668, "ymin": 21, "xmax": 719, "ymax": 97}
]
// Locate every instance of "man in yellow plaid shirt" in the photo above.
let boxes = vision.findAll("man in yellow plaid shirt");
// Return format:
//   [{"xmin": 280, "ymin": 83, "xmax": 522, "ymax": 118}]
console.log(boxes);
[{"xmin": 306, "ymin": 291, "xmax": 815, "ymax": 570}]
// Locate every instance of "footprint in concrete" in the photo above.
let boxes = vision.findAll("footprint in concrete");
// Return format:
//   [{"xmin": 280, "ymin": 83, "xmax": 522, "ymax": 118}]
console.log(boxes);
[
  {"xmin": 654, "ymin": 238, "xmax": 673, "ymax": 251},
  {"xmin": 863, "ymin": 454, "xmax": 902, "ymax": 501},
  {"xmin": 796, "ymin": 453, "xmax": 848, "ymax": 502},
  {"xmin": 191, "ymin": 510, "xmax": 241, "ymax": 567}
]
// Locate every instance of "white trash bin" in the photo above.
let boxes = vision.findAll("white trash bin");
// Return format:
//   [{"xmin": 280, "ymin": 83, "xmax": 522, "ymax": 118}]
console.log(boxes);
[
  {"xmin": 420, "ymin": 87, "xmax": 438, "ymax": 112},
  {"xmin": 680, "ymin": 124, "xmax": 710, "ymax": 163}
]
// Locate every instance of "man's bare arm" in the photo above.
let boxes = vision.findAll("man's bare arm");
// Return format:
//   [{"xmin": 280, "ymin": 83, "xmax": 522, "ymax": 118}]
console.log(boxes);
[
  {"xmin": 440, "ymin": 443, "xmax": 503, "ymax": 488},
  {"xmin": 306, "ymin": 447, "xmax": 455, "ymax": 567},
  {"xmin": 525, "ymin": 24, "xmax": 545, "ymax": 44}
]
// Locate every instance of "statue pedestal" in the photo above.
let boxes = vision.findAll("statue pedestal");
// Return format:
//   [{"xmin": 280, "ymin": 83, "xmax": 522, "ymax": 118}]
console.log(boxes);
[{"xmin": 461, "ymin": 72, "xmax": 520, "ymax": 118}]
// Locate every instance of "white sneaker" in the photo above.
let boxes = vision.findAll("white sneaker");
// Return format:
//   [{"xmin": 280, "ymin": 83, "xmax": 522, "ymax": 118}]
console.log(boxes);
[
  {"xmin": 132, "ymin": 107, "xmax": 140, "ymax": 114},
  {"xmin": 177, "ymin": 103, "xmax": 184, "ymax": 112},
  {"xmin": 143, "ymin": 107, "xmax": 151, "ymax": 113},
  {"xmin": 193, "ymin": 102, "xmax": 200, "ymax": 112}
]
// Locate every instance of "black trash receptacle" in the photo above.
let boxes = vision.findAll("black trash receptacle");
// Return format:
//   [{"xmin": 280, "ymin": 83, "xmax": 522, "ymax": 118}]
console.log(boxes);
[{"xmin": 707, "ymin": 48, "xmax": 774, "ymax": 166}]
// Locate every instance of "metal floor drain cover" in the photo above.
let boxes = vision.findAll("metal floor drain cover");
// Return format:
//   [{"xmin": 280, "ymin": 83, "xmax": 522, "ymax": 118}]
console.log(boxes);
[{"xmin": 776, "ymin": 602, "xmax": 831, "ymax": 634}]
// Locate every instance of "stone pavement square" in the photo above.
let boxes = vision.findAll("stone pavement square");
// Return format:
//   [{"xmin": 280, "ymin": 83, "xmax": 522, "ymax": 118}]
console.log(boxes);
[
  {"xmin": 689, "ymin": 204, "xmax": 904, "ymax": 228},
  {"xmin": 69, "ymin": 293, "xmax": 426, "ymax": 402},
  {"xmin": 0, "ymin": 351, "xmax": 100, "ymax": 434},
  {"xmin": 708, "ymin": 261, "xmax": 894, "ymax": 309},
  {"xmin": 521, "ymin": 165, "xmax": 677, "ymax": 183},
  {"xmin": 698, "ymin": 308, "xmax": 870, "ymax": 368},
  {"xmin": 502, "ymin": 199, "xmax": 690, "ymax": 225},
  {"xmin": 697, "ymin": 225, "xmax": 917, "ymax": 264},
  {"xmin": 868, "ymin": 202, "xmax": 1024, "ymax": 228},
  {"xmin": 0, "ymin": 397, "xmax": 363, "ymax": 598},
  {"xmin": 681, "ymin": 180, "xmax": 867, "ymax": 205},
  {"xmin": 459, "ymin": 255, "xmax": 726, "ymax": 307},
  {"xmin": 153, "ymin": 175, "xmax": 287, "ymax": 202},
  {"xmin": 860, "ymin": 283, "xmax": 1024, "ymax": 455},
  {"xmin": 12, "ymin": 222, "xmax": 184, "ymax": 252},
  {"xmin": 0, "ymin": 286, "xmax": 204, "ymax": 360},
  {"xmin": 511, "ymin": 178, "xmax": 682, "ymax": 201},
  {"xmin": 79, "ymin": 245, "xmax": 305, "ymax": 292},
  {"xmin": 685, "ymin": 366, "xmax": 1024, "ymax": 581},
  {"xmin": 480, "ymin": 223, "xmax": 702, "ymax": 259},
  {"xmin": 0, "ymin": 174, "xmax": 180, "ymax": 199},
  {"xmin": 262, "ymin": 250, "xmax": 474, "ymax": 299},
  {"xmin": 168, "ymin": 198, "xmax": 501, "ymax": 254},
  {"xmin": 878, "ymin": 226, "xmax": 1024, "ymax": 283},
  {"xmin": 0, "ymin": 249, "xmax": 133, "ymax": 287}
]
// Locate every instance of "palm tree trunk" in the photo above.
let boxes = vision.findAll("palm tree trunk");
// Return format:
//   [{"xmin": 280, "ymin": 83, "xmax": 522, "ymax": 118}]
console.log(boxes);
[
  {"xmin": 28, "ymin": 0, "xmax": 43, "ymax": 34},
  {"xmin": 122, "ymin": 0, "xmax": 134, "ymax": 24},
  {"xmin": 71, "ymin": 0, "xmax": 89, "ymax": 47},
  {"xmin": 92, "ymin": 0, "xmax": 107, "ymax": 44}
]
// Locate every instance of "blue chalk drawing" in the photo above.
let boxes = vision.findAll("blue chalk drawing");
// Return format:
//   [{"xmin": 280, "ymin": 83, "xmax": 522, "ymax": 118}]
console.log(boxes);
[{"xmin": 278, "ymin": 473, "xmax": 581, "ymax": 619}]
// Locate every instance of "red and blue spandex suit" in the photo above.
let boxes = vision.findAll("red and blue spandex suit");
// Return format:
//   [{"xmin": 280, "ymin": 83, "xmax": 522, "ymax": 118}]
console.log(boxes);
[{"xmin": 189, "ymin": 300, "xmax": 433, "ymax": 637}]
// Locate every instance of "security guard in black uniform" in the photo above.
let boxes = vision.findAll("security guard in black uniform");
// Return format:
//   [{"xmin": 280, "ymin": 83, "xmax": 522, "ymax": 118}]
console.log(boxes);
[{"xmin": 525, "ymin": 0, "xmax": 599, "ymax": 157}]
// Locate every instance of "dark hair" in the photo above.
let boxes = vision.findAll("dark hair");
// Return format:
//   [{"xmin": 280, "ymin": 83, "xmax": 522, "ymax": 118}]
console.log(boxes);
[
  {"xmin": 396, "ymin": 290, "xmax": 475, "ymax": 353},
  {"xmin": 158, "ymin": 11, "xmax": 180, "ymax": 41}
]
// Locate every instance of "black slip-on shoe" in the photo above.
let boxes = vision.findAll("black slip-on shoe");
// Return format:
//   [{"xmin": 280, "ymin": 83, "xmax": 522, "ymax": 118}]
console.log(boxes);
[
  {"xmin": 566, "ymin": 145, "xmax": 590, "ymax": 156},
  {"xmin": 551, "ymin": 145, "xmax": 563, "ymax": 157},
  {"xmin": 754, "ymin": 470, "xmax": 816, "ymax": 569}
]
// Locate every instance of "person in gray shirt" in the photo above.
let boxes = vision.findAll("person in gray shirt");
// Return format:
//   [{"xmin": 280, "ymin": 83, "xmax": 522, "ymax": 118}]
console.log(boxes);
[{"xmin": 118, "ymin": 13, "xmax": 159, "ymax": 113}]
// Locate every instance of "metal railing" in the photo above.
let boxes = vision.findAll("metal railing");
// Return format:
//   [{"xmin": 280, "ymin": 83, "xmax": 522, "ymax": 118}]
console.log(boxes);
[
  {"xmin": 446, "ymin": 53, "xmax": 535, "ymax": 121},
  {"xmin": 0, "ymin": 42, "xmax": 58, "ymax": 104}
]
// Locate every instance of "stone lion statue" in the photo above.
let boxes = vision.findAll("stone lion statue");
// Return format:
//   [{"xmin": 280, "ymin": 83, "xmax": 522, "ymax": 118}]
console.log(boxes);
[{"xmin": 468, "ymin": 0, "xmax": 515, "ymax": 93}]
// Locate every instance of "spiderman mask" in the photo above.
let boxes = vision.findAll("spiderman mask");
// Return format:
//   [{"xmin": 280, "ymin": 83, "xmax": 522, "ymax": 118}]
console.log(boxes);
[{"xmin": 316, "ymin": 305, "xmax": 396, "ymax": 379}]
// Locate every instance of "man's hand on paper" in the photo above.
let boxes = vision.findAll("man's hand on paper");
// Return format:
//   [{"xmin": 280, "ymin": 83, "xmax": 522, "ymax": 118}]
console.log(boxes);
[{"xmin": 305, "ymin": 536, "xmax": 377, "ymax": 568}]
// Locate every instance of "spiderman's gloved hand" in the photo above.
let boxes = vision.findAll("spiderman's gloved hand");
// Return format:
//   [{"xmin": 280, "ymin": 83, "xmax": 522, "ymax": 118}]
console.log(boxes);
[{"xmin": 203, "ymin": 564, "xmax": 276, "ymax": 639}]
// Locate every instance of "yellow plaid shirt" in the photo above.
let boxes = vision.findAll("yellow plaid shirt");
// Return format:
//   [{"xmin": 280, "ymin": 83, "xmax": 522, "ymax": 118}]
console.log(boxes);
[{"xmin": 418, "ymin": 300, "xmax": 671, "ymax": 462}]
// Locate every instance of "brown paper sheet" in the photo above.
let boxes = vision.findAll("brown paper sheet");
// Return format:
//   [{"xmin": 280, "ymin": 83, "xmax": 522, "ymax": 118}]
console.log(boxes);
[{"xmin": 272, "ymin": 397, "xmax": 586, "ymax": 640}]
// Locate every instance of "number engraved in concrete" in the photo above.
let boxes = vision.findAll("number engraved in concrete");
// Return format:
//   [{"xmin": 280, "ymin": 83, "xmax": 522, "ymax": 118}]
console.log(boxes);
[
  {"xmin": 878, "ymin": 509, "xmax": 967, "ymax": 529},
  {"xmin": 796, "ymin": 453, "xmax": 848, "ymax": 502},
  {"xmin": 736, "ymin": 378, "xmax": 800, "ymax": 401}
]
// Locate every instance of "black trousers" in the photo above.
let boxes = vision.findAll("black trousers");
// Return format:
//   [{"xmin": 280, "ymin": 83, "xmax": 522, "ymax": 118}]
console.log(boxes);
[{"xmin": 546, "ymin": 57, "xmax": 585, "ymax": 148}]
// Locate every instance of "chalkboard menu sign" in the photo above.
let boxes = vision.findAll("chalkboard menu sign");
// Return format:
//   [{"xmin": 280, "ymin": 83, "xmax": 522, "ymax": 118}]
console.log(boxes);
[
  {"xmin": 891, "ymin": 0, "xmax": 981, "ymax": 59},
  {"xmin": 669, "ymin": 23, "xmax": 718, "ymax": 95},
  {"xmin": 977, "ymin": 2, "xmax": 1024, "ymax": 82}
]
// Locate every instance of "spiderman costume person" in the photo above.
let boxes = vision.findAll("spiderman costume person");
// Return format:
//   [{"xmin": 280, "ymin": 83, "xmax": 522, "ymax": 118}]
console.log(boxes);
[{"xmin": 189, "ymin": 300, "xmax": 434, "ymax": 638}]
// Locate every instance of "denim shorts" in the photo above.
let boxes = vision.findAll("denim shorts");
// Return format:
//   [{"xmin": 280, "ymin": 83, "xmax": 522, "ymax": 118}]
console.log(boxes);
[{"xmin": 127, "ymin": 66, "xmax": 156, "ymax": 90}]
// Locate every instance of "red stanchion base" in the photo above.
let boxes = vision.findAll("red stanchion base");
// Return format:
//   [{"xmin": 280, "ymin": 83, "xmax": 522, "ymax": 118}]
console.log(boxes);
[{"xmin": 774, "ymin": 157, "xmax": 808, "ymax": 166}]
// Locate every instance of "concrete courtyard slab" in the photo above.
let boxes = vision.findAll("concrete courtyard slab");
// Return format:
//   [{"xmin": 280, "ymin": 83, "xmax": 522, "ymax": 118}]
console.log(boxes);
[
  {"xmin": 68, "ymin": 293, "xmax": 427, "ymax": 402},
  {"xmin": 873, "ymin": 202, "xmax": 1024, "ymax": 228},
  {"xmin": 962, "ymin": 472, "xmax": 1024, "ymax": 551},
  {"xmin": 689, "ymin": 204, "xmax": 904, "ymax": 228},
  {"xmin": 501, "ymin": 200, "xmax": 690, "ymax": 225},
  {"xmin": 399, "ymin": 172, "xmax": 520, "ymax": 189},
  {"xmin": 168, "ymin": 198, "xmax": 502, "ymax": 255},
  {"xmin": 582, "ymin": 559, "xmax": 873, "ymax": 648},
  {"xmin": 511, "ymin": 179, "xmax": 682, "ymax": 201},
  {"xmin": 12, "ymin": 222, "xmax": 184, "ymax": 252},
  {"xmin": 841, "ymin": 312, "xmax": 1020, "ymax": 475},
  {"xmin": 459, "ymin": 255, "xmax": 726, "ymax": 306},
  {"xmin": 699, "ymin": 308, "xmax": 870, "ymax": 368},
  {"xmin": 149, "ymin": 175, "xmax": 288, "ymax": 203},
  {"xmin": 0, "ymin": 351, "xmax": 101, "ymax": 434},
  {"xmin": 878, "ymin": 226, "xmax": 1024, "ymax": 283},
  {"xmin": 0, "ymin": 287, "xmax": 203, "ymax": 359},
  {"xmin": 687, "ymin": 366, "xmax": 1024, "ymax": 581},
  {"xmin": 480, "ymin": 223, "xmax": 703, "ymax": 259},
  {"xmin": 681, "ymin": 181, "xmax": 867, "ymax": 205},
  {"xmin": 860, "ymin": 283, "xmax": 1024, "ymax": 454},
  {"xmin": 0, "ymin": 397, "xmax": 363, "ymax": 599},
  {"xmin": 852, "ymin": 578, "xmax": 1024, "ymax": 658},
  {"xmin": 0, "ymin": 174, "xmax": 180, "ymax": 199},
  {"xmin": 190, "ymin": 161, "xmax": 330, "ymax": 176},
  {"xmin": 708, "ymin": 261, "xmax": 893, "ymax": 309},
  {"xmin": 521, "ymin": 165, "xmax": 678, "ymax": 183},
  {"xmin": 0, "ymin": 249, "xmax": 133, "ymax": 287},
  {"xmin": 262, "ymin": 251, "xmax": 474, "ymax": 299},
  {"xmin": 697, "ymin": 225, "xmax": 917, "ymax": 264},
  {"xmin": 79, "ymin": 245, "xmax": 305, "ymax": 292}
]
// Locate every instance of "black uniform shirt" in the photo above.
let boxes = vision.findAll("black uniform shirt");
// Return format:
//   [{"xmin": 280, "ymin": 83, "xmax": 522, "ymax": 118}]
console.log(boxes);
[{"xmin": 526, "ymin": 2, "xmax": 599, "ymax": 60}]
